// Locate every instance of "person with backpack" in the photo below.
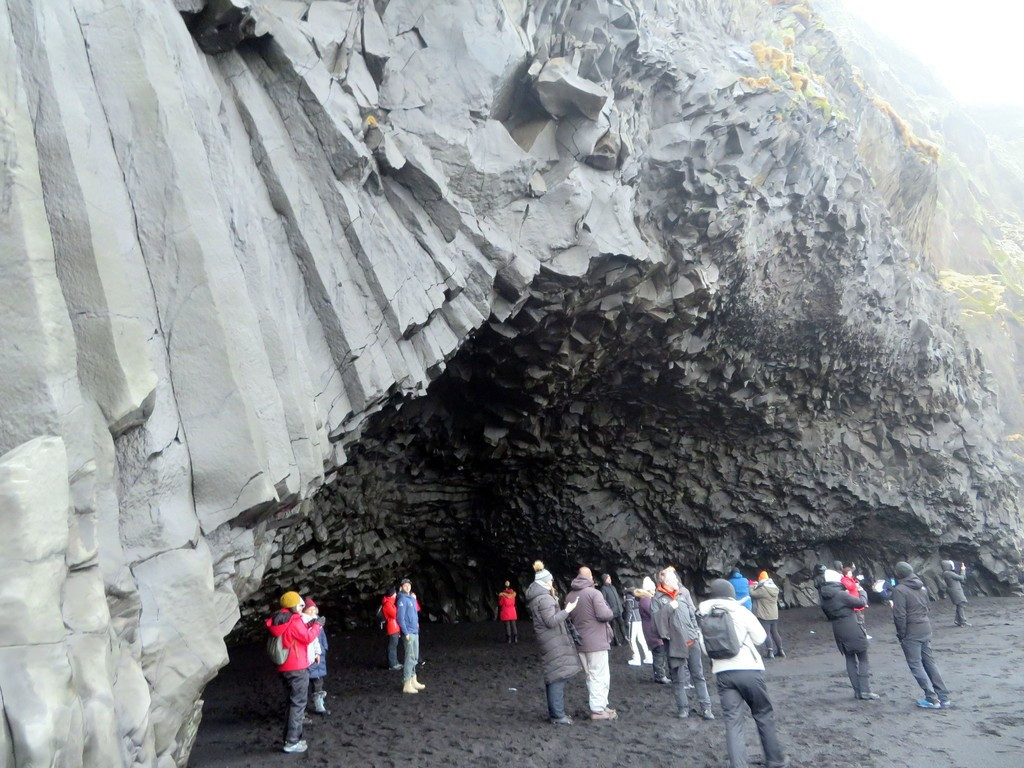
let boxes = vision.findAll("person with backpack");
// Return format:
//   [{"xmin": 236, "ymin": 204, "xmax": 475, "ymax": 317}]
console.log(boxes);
[
  {"xmin": 302, "ymin": 600, "xmax": 330, "ymax": 715},
  {"xmin": 819, "ymin": 569, "xmax": 879, "ymax": 701},
  {"xmin": 941, "ymin": 560, "xmax": 971, "ymax": 627},
  {"xmin": 497, "ymin": 581, "xmax": 519, "ymax": 643},
  {"xmin": 525, "ymin": 561, "xmax": 582, "ymax": 724},
  {"xmin": 698, "ymin": 579, "xmax": 788, "ymax": 768},
  {"xmin": 397, "ymin": 578, "xmax": 426, "ymax": 694},
  {"xmin": 566, "ymin": 565, "xmax": 617, "ymax": 720},
  {"xmin": 650, "ymin": 567, "xmax": 715, "ymax": 720},
  {"xmin": 892, "ymin": 561, "xmax": 952, "ymax": 709},
  {"xmin": 266, "ymin": 591, "xmax": 324, "ymax": 754},
  {"xmin": 381, "ymin": 587, "xmax": 401, "ymax": 669},
  {"xmin": 749, "ymin": 571, "xmax": 785, "ymax": 659}
]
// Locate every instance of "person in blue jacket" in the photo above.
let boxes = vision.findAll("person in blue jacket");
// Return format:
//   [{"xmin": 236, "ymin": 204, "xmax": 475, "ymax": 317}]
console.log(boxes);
[
  {"xmin": 729, "ymin": 569, "xmax": 753, "ymax": 610},
  {"xmin": 302, "ymin": 599, "xmax": 330, "ymax": 715},
  {"xmin": 397, "ymin": 578, "xmax": 426, "ymax": 694}
]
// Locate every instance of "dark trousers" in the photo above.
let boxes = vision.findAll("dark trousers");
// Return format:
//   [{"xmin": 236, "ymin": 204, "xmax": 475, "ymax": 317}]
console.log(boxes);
[
  {"xmin": 387, "ymin": 633, "xmax": 400, "ymax": 667},
  {"xmin": 310, "ymin": 676, "xmax": 324, "ymax": 695},
  {"xmin": 504, "ymin": 620, "xmax": 518, "ymax": 640},
  {"xmin": 758, "ymin": 619, "xmax": 784, "ymax": 655},
  {"xmin": 954, "ymin": 602, "xmax": 969, "ymax": 625},
  {"xmin": 844, "ymin": 650, "xmax": 871, "ymax": 696},
  {"xmin": 716, "ymin": 670, "xmax": 787, "ymax": 768},
  {"xmin": 611, "ymin": 615, "xmax": 628, "ymax": 645},
  {"xmin": 545, "ymin": 677, "xmax": 568, "ymax": 719},
  {"xmin": 652, "ymin": 644, "xmax": 669, "ymax": 681},
  {"xmin": 280, "ymin": 670, "xmax": 309, "ymax": 745},
  {"xmin": 900, "ymin": 638, "xmax": 949, "ymax": 702},
  {"xmin": 670, "ymin": 659, "xmax": 692, "ymax": 713}
]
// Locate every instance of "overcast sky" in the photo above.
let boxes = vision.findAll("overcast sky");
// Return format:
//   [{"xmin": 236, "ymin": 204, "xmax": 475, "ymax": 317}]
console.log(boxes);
[{"xmin": 840, "ymin": 0, "xmax": 1024, "ymax": 106}]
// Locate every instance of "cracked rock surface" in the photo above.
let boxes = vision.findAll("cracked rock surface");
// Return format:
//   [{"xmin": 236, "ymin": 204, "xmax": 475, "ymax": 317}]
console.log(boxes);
[{"xmin": 1, "ymin": 0, "xmax": 1023, "ymax": 765}]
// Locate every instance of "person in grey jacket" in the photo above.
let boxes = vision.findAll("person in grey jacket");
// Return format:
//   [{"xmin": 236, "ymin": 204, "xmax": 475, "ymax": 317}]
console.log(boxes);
[
  {"xmin": 650, "ymin": 567, "xmax": 715, "ymax": 720},
  {"xmin": 941, "ymin": 560, "xmax": 971, "ymax": 627},
  {"xmin": 749, "ymin": 571, "xmax": 785, "ymax": 659},
  {"xmin": 525, "ymin": 561, "xmax": 581, "ymax": 724},
  {"xmin": 566, "ymin": 566, "xmax": 617, "ymax": 720},
  {"xmin": 892, "ymin": 562, "xmax": 952, "ymax": 709}
]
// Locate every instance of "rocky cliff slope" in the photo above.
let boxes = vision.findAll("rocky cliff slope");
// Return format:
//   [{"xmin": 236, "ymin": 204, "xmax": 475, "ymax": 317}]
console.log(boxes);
[{"xmin": 1, "ymin": 0, "xmax": 1022, "ymax": 765}]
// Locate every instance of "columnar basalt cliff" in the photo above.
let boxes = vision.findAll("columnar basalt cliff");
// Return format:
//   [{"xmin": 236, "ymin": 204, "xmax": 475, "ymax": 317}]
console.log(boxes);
[{"xmin": 1, "ymin": 0, "xmax": 1022, "ymax": 765}]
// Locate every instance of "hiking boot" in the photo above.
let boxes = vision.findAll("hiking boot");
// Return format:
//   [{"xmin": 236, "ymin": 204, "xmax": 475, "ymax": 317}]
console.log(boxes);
[
  {"xmin": 591, "ymin": 708, "xmax": 618, "ymax": 721},
  {"xmin": 402, "ymin": 678, "xmax": 419, "ymax": 694},
  {"xmin": 776, "ymin": 650, "xmax": 786, "ymax": 658},
  {"xmin": 549, "ymin": 715, "xmax": 573, "ymax": 725},
  {"xmin": 700, "ymin": 708, "xmax": 716, "ymax": 720},
  {"xmin": 916, "ymin": 699, "xmax": 942, "ymax": 710},
  {"xmin": 282, "ymin": 740, "xmax": 308, "ymax": 754},
  {"xmin": 857, "ymin": 693, "xmax": 881, "ymax": 701},
  {"xmin": 411, "ymin": 675, "xmax": 426, "ymax": 691},
  {"xmin": 676, "ymin": 709, "xmax": 689, "ymax": 719}
]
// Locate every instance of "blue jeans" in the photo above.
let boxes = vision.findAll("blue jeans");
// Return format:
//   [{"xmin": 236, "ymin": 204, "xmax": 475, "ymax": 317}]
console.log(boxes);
[
  {"xmin": 403, "ymin": 634, "xmax": 420, "ymax": 681},
  {"xmin": 387, "ymin": 633, "xmax": 400, "ymax": 667},
  {"xmin": 545, "ymin": 678, "xmax": 568, "ymax": 719},
  {"xmin": 900, "ymin": 638, "xmax": 949, "ymax": 701}
]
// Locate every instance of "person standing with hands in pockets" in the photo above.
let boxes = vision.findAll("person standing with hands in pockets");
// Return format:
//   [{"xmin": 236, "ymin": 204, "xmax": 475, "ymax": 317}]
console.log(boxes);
[{"xmin": 397, "ymin": 578, "xmax": 427, "ymax": 694}]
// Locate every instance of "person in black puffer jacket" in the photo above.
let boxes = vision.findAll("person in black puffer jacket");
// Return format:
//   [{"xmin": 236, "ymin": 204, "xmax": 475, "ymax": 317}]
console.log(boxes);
[
  {"xmin": 526, "ymin": 561, "xmax": 583, "ymax": 725},
  {"xmin": 892, "ymin": 562, "xmax": 952, "ymax": 709},
  {"xmin": 819, "ymin": 570, "xmax": 878, "ymax": 701}
]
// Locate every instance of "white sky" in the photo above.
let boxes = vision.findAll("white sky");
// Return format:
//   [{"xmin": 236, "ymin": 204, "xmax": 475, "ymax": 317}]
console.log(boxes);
[{"xmin": 840, "ymin": 0, "xmax": 1024, "ymax": 106}]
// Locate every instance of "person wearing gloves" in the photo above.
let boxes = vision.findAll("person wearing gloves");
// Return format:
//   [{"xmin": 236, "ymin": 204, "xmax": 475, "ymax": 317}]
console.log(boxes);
[
  {"xmin": 566, "ymin": 565, "xmax": 618, "ymax": 720},
  {"xmin": 637, "ymin": 576, "xmax": 670, "ymax": 683},
  {"xmin": 525, "ymin": 561, "xmax": 582, "ymax": 724},
  {"xmin": 698, "ymin": 579, "xmax": 788, "ymax": 768},
  {"xmin": 623, "ymin": 584, "xmax": 653, "ymax": 666},
  {"xmin": 302, "ymin": 599, "xmax": 330, "ymax": 715},
  {"xmin": 498, "ymin": 581, "xmax": 519, "ymax": 643},
  {"xmin": 819, "ymin": 569, "xmax": 878, "ymax": 701},
  {"xmin": 728, "ymin": 569, "xmax": 753, "ymax": 610},
  {"xmin": 941, "ymin": 560, "xmax": 971, "ymax": 627},
  {"xmin": 266, "ymin": 591, "xmax": 324, "ymax": 754},
  {"xmin": 749, "ymin": 571, "xmax": 785, "ymax": 659},
  {"xmin": 892, "ymin": 561, "xmax": 952, "ymax": 709},
  {"xmin": 651, "ymin": 567, "xmax": 715, "ymax": 720}
]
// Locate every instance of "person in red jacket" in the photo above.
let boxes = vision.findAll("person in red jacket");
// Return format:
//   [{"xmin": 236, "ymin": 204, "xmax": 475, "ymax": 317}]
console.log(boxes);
[
  {"xmin": 266, "ymin": 591, "xmax": 323, "ymax": 754},
  {"xmin": 498, "ymin": 581, "xmax": 519, "ymax": 643},
  {"xmin": 382, "ymin": 587, "xmax": 402, "ymax": 670},
  {"xmin": 841, "ymin": 565, "xmax": 872, "ymax": 640}
]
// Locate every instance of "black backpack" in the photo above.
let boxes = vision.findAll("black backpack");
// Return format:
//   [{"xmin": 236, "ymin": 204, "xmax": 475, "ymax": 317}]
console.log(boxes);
[
  {"xmin": 375, "ymin": 603, "xmax": 385, "ymax": 629},
  {"xmin": 699, "ymin": 605, "xmax": 743, "ymax": 659}
]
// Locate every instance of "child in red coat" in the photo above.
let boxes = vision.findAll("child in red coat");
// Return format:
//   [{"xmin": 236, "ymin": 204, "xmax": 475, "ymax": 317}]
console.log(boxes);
[
  {"xmin": 498, "ymin": 581, "xmax": 518, "ymax": 643},
  {"xmin": 842, "ymin": 565, "xmax": 872, "ymax": 640}
]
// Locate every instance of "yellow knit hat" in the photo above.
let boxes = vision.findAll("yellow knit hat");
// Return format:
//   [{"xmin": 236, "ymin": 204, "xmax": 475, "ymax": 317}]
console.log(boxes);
[{"xmin": 280, "ymin": 591, "xmax": 303, "ymax": 609}]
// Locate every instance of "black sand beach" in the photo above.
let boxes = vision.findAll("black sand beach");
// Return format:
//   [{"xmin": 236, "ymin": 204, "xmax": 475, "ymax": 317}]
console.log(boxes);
[{"xmin": 191, "ymin": 597, "xmax": 1024, "ymax": 768}]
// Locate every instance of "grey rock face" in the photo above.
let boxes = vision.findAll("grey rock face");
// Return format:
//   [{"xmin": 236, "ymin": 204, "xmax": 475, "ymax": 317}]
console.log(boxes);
[{"xmin": 1, "ymin": 0, "xmax": 1023, "ymax": 765}]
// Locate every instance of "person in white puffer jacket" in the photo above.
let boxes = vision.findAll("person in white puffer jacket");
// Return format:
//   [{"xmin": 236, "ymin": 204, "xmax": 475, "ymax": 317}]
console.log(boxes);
[{"xmin": 698, "ymin": 579, "xmax": 788, "ymax": 768}]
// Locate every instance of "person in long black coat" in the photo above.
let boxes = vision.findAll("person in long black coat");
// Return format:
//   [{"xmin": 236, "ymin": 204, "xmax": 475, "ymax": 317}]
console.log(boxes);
[
  {"xmin": 819, "ymin": 569, "xmax": 879, "ymax": 701},
  {"xmin": 526, "ymin": 561, "xmax": 582, "ymax": 724}
]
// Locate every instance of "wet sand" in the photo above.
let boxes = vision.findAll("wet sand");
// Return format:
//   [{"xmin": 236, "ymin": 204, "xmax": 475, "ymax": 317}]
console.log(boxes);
[{"xmin": 191, "ymin": 597, "xmax": 1024, "ymax": 767}]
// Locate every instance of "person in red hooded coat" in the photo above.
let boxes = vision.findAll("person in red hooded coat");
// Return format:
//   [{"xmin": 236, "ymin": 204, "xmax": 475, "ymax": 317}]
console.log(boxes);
[
  {"xmin": 381, "ymin": 587, "xmax": 402, "ymax": 669},
  {"xmin": 266, "ymin": 591, "xmax": 323, "ymax": 753},
  {"xmin": 498, "ymin": 581, "xmax": 519, "ymax": 643}
]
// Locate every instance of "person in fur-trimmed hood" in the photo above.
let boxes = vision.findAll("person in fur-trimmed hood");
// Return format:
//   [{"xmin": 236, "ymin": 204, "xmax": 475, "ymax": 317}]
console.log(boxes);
[{"xmin": 749, "ymin": 571, "xmax": 785, "ymax": 658}]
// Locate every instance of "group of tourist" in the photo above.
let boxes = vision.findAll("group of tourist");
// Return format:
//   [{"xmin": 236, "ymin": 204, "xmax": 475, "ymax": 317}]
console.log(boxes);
[{"xmin": 266, "ymin": 557, "xmax": 969, "ymax": 763}]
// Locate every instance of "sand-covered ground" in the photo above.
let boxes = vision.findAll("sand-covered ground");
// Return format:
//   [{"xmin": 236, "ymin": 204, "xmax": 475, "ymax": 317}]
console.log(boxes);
[{"xmin": 190, "ymin": 596, "xmax": 1024, "ymax": 767}]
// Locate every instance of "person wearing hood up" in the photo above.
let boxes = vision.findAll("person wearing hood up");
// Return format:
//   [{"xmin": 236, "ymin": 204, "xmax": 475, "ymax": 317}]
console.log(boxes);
[
  {"xmin": 698, "ymin": 579, "xmax": 788, "ymax": 768},
  {"xmin": 941, "ymin": 560, "xmax": 971, "ymax": 627},
  {"xmin": 566, "ymin": 565, "xmax": 617, "ymax": 720},
  {"xmin": 525, "ymin": 561, "xmax": 582, "ymax": 724},
  {"xmin": 749, "ymin": 571, "xmax": 785, "ymax": 659},
  {"xmin": 498, "ymin": 581, "xmax": 519, "ymax": 643},
  {"xmin": 819, "ymin": 570, "xmax": 878, "ymax": 701},
  {"xmin": 892, "ymin": 562, "xmax": 952, "ymax": 709},
  {"xmin": 729, "ymin": 569, "xmax": 753, "ymax": 610}
]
